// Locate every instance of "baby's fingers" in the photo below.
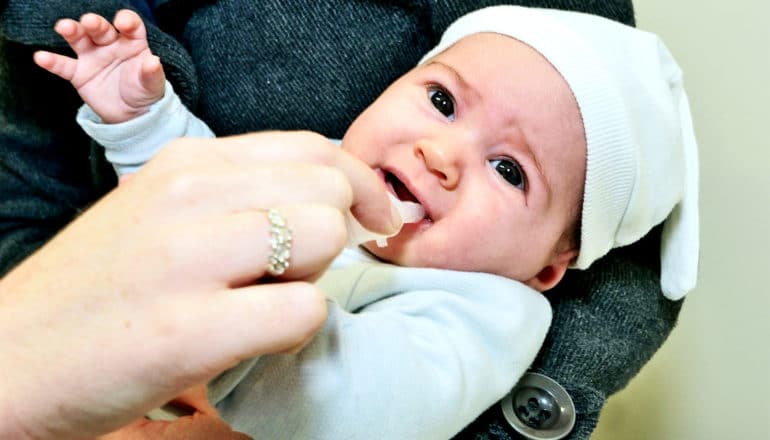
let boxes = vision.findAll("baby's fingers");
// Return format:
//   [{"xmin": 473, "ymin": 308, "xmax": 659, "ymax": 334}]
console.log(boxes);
[
  {"xmin": 33, "ymin": 51, "xmax": 77, "ymax": 81},
  {"xmin": 113, "ymin": 9, "xmax": 148, "ymax": 40},
  {"xmin": 80, "ymin": 13, "xmax": 119, "ymax": 46},
  {"xmin": 53, "ymin": 18, "xmax": 92, "ymax": 53},
  {"xmin": 139, "ymin": 56, "xmax": 166, "ymax": 100}
]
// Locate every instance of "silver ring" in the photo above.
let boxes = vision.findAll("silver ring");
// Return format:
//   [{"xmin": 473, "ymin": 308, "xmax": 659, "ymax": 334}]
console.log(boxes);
[{"xmin": 266, "ymin": 208, "xmax": 292, "ymax": 276}]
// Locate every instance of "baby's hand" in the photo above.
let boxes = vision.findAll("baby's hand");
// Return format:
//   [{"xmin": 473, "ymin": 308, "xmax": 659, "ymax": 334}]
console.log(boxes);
[{"xmin": 34, "ymin": 9, "xmax": 165, "ymax": 124}]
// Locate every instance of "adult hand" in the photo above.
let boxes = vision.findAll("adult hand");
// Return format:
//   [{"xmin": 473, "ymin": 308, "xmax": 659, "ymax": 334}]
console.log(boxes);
[
  {"xmin": 97, "ymin": 385, "xmax": 248, "ymax": 440},
  {"xmin": 0, "ymin": 131, "xmax": 399, "ymax": 439}
]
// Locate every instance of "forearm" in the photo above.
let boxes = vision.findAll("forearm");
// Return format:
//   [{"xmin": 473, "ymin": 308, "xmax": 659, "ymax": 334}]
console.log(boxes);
[
  {"xmin": 0, "ymin": 131, "xmax": 357, "ymax": 440},
  {"xmin": 0, "ymin": 273, "xmax": 143, "ymax": 440},
  {"xmin": 0, "ymin": 377, "xmax": 31, "ymax": 440}
]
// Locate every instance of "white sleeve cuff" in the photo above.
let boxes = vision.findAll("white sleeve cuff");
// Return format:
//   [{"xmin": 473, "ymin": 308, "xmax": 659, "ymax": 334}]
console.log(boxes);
[{"xmin": 76, "ymin": 80, "xmax": 215, "ymax": 176}]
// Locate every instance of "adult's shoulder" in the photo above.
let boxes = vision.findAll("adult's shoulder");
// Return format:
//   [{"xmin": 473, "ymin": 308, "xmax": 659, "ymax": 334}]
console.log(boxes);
[{"xmin": 428, "ymin": 0, "xmax": 634, "ymax": 34}]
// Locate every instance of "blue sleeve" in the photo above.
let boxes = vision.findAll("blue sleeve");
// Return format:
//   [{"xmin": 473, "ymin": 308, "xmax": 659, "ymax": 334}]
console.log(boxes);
[
  {"xmin": 209, "ymin": 264, "xmax": 552, "ymax": 440},
  {"xmin": 76, "ymin": 81, "xmax": 215, "ymax": 176}
]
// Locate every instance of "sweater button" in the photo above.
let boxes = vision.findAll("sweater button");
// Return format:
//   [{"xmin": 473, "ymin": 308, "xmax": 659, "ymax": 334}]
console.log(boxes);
[{"xmin": 500, "ymin": 372, "xmax": 575, "ymax": 440}]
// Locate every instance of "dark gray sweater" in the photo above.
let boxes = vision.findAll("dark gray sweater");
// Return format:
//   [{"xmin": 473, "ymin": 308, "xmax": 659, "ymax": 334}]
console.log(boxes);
[{"xmin": 0, "ymin": 1, "xmax": 681, "ymax": 438}]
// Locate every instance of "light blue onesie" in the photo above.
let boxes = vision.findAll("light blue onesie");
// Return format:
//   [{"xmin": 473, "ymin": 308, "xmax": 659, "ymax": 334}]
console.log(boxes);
[{"xmin": 77, "ymin": 82, "xmax": 552, "ymax": 439}]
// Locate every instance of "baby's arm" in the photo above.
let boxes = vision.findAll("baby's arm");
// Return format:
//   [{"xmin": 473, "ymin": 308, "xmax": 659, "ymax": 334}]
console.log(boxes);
[
  {"xmin": 210, "ymin": 262, "xmax": 553, "ymax": 439},
  {"xmin": 36, "ymin": 10, "xmax": 213, "ymax": 177},
  {"xmin": 75, "ymin": 80, "xmax": 215, "ymax": 177},
  {"xmin": 34, "ymin": 10, "xmax": 165, "ymax": 124}
]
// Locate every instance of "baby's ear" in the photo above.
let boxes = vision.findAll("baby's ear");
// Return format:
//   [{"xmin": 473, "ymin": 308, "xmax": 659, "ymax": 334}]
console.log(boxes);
[{"xmin": 525, "ymin": 248, "xmax": 578, "ymax": 292}]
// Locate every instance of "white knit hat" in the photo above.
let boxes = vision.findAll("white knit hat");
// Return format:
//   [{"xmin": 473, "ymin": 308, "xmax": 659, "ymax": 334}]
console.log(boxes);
[{"xmin": 419, "ymin": 6, "xmax": 699, "ymax": 300}]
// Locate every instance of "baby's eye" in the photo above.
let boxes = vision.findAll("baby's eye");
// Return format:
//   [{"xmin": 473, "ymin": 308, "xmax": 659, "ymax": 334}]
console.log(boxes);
[
  {"xmin": 490, "ymin": 158, "xmax": 526, "ymax": 190},
  {"xmin": 428, "ymin": 88, "xmax": 455, "ymax": 121}
]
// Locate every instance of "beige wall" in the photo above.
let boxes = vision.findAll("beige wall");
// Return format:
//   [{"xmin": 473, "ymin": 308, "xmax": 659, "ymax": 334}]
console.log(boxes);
[{"xmin": 592, "ymin": 0, "xmax": 770, "ymax": 438}]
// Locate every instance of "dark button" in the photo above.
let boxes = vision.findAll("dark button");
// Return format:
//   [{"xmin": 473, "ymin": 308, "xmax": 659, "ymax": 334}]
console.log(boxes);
[{"xmin": 500, "ymin": 372, "xmax": 575, "ymax": 440}]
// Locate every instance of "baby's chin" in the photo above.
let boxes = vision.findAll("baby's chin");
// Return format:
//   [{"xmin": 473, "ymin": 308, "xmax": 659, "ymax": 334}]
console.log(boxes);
[
  {"xmin": 360, "ymin": 220, "xmax": 456, "ymax": 268},
  {"xmin": 362, "ymin": 237, "xmax": 517, "ymax": 280},
  {"xmin": 360, "ymin": 228, "xmax": 434, "ymax": 268},
  {"xmin": 361, "ymin": 233, "xmax": 430, "ymax": 268}
]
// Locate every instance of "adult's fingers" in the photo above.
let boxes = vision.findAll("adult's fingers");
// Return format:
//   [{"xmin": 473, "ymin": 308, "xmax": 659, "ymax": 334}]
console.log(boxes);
[
  {"xmin": 98, "ymin": 414, "xmax": 249, "ymax": 440},
  {"xmin": 168, "ymin": 385, "xmax": 216, "ymax": 416},
  {"xmin": 154, "ymin": 132, "xmax": 402, "ymax": 235},
  {"xmin": 147, "ymin": 204, "xmax": 347, "ymax": 288},
  {"xmin": 134, "ymin": 162, "xmax": 354, "ymax": 223},
  {"xmin": 173, "ymin": 282, "xmax": 327, "ymax": 371}
]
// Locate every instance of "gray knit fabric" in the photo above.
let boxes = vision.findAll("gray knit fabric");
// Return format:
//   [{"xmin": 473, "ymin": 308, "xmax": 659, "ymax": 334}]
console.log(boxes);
[
  {"xmin": 0, "ymin": 1, "xmax": 680, "ymax": 439},
  {"xmin": 456, "ymin": 227, "xmax": 682, "ymax": 439}
]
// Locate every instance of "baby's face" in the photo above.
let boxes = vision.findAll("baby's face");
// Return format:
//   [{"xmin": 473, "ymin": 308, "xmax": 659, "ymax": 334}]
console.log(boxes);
[{"xmin": 341, "ymin": 33, "xmax": 586, "ymax": 289}]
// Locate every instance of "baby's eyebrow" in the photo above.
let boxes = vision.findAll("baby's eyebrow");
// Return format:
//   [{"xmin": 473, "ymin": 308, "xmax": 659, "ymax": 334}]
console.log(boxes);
[
  {"xmin": 425, "ymin": 60, "xmax": 481, "ymax": 103},
  {"xmin": 427, "ymin": 60, "xmax": 550, "ymax": 198},
  {"xmin": 525, "ymin": 141, "xmax": 551, "ymax": 199},
  {"xmin": 505, "ymin": 119, "xmax": 551, "ymax": 201},
  {"xmin": 506, "ymin": 116, "xmax": 551, "ymax": 200}
]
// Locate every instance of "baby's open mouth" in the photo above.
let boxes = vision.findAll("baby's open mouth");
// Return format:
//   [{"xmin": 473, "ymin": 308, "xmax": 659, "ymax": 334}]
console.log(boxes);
[
  {"xmin": 384, "ymin": 171, "xmax": 427, "ymax": 224},
  {"xmin": 385, "ymin": 171, "xmax": 419, "ymax": 203}
]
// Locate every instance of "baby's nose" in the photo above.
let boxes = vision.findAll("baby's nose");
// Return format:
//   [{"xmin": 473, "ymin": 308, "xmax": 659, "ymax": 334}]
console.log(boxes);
[{"xmin": 414, "ymin": 139, "xmax": 462, "ymax": 189}]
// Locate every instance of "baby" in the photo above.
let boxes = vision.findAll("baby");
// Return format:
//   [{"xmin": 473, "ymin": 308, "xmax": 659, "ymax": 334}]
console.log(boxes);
[{"xmin": 35, "ymin": 5, "xmax": 699, "ymax": 439}]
